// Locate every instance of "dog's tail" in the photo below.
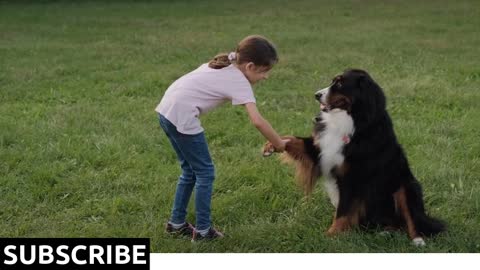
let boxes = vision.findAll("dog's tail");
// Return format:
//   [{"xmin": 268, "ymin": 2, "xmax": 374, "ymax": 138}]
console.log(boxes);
[
  {"xmin": 280, "ymin": 136, "xmax": 321, "ymax": 195},
  {"xmin": 404, "ymin": 180, "xmax": 446, "ymax": 237}
]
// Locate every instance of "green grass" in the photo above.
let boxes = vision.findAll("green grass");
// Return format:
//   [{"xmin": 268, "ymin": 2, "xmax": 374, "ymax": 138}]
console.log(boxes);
[{"xmin": 1, "ymin": 0, "xmax": 479, "ymax": 252}]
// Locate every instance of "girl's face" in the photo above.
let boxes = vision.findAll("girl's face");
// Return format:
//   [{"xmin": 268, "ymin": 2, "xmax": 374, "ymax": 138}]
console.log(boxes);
[{"xmin": 242, "ymin": 63, "xmax": 272, "ymax": 85}]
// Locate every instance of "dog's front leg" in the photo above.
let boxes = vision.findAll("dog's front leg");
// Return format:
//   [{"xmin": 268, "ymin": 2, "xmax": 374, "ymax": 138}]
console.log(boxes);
[
  {"xmin": 326, "ymin": 182, "xmax": 361, "ymax": 236},
  {"xmin": 327, "ymin": 217, "xmax": 350, "ymax": 236},
  {"xmin": 262, "ymin": 135, "xmax": 298, "ymax": 157}
]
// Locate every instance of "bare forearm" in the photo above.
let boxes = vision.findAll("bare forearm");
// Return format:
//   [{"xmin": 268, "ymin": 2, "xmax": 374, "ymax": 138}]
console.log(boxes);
[
  {"xmin": 254, "ymin": 117, "xmax": 284, "ymax": 148},
  {"xmin": 243, "ymin": 102, "xmax": 285, "ymax": 151}
]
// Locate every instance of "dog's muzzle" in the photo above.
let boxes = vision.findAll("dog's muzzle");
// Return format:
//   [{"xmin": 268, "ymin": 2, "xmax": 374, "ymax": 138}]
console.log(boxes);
[{"xmin": 315, "ymin": 87, "xmax": 329, "ymax": 112}]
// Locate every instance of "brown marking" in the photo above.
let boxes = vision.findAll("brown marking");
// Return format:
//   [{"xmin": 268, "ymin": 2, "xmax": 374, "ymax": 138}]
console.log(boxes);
[
  {"xmin": 332, "ymin": 162, "xmax": 349, "ymax": 178},
  {"xmin": 327, "ymin": 216, "xmax": 349, "ymax": 236},
  {"xmin": 394, "ymin": 187, "xmax": 419, "ymax": 239},
  {"xmin": 327, "ymin": 94, "xmax": 352, "ymax": 113},
  {"xmin": 333, "ymin": 75, "xmax": 343, "ymax": 85},
  {"xmin": 283, "ymin": 136, "xmax": 308, "ymax": 159},
  {"xmin": 327, "ymin": 200, "xmax": 366, "ymax": 236},
  {"xmin": 349, "ymin": 200, "xmax": 366, "ymax": 226}
]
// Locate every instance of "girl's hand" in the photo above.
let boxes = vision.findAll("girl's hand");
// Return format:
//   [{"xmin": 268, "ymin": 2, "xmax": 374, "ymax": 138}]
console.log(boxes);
[{"xmin": 276, "ymin": 139, "xmax": 290, "ymax": 152}]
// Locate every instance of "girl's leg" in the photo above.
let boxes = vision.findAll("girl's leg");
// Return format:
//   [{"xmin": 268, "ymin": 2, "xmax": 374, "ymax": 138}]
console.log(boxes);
[
  {"xmin": 159, "ymin": 115, "xmax": 196, "ymax": 225},
  {"xmin": 173, "ymin": 132, "xmax": 215, "ymax": 231},
  {"xmin": 170, "ymin": 152, "xmax": 197, "ymax": 224}
]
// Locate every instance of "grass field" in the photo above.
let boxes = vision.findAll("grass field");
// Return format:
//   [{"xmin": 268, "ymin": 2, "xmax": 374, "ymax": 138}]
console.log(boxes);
[{"xmin": 1, "ymin": 0, "xmax": 479, "ymax": 252}]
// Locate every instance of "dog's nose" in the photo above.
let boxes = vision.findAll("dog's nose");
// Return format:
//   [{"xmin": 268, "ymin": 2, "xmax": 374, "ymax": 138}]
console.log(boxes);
[{"xmin": 315, "ymin": 92, "xmax": 322, "ymax": 101}]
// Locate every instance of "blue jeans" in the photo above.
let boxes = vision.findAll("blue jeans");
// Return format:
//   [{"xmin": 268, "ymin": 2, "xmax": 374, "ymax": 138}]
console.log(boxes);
[{"xmin": 158, "ymin": 114, "xmax": 215, "ymax": 230}]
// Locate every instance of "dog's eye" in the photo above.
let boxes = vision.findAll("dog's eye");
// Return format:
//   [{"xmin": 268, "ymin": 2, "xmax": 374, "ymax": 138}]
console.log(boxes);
[{"xmin": 331, "ymin": 75, "xmax": 343, "ymax": 87}]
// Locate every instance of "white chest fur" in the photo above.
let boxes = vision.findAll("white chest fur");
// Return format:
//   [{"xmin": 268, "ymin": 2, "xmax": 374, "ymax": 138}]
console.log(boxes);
[{"xmin": 314, "ymin": 109, "xmax": 354, "ymax": 208}]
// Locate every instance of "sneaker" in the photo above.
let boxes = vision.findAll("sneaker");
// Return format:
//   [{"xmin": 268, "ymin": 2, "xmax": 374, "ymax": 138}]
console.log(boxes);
[
  {"xmin": 192, "ymin": 227, "xmax": 224, "ymax": 242},
  {"xmin": 165, "ymin": 222, "xmax": 195, "ymax": 237}
]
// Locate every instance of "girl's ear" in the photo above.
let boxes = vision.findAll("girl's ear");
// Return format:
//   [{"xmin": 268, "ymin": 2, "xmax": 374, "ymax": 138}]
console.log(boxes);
[{"xmin": 245, "ymin": 62, "xmax": 255, "ymax": 71}]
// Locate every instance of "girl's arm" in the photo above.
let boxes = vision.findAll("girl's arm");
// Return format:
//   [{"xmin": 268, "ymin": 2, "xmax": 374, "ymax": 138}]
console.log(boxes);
[{"xmin": 244, "ymin": 102, "xmax": 287, "ymax": 152}]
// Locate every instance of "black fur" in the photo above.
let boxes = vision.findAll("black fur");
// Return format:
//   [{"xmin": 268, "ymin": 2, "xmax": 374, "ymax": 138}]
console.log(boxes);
[{"xmin": 300, "ymin": 136, "xmax": 321, "ymax": 166}]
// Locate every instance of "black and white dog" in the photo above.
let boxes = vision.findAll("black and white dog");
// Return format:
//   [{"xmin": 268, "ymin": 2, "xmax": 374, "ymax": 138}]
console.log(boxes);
[{"xmin": 263, "ymin": 69, "xmax": 445, "ymax": 246}]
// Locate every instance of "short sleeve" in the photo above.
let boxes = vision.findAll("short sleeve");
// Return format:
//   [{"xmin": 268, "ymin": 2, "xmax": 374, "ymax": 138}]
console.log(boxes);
[{"xmin": 231, "ymin": 86, "xmax": 256, "ymax": 105}]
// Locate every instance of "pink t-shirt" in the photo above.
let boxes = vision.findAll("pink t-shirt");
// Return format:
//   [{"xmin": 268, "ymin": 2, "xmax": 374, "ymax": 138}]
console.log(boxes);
[{"xmin": 155, "ymin": 64, "xmax": 256, "ymax": 134}]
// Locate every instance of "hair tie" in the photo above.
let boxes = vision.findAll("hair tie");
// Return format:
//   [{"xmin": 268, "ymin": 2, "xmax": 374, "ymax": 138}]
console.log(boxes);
[{"xmin": 228, "ymin": 52, "xmax": 236, "ymax": 61}]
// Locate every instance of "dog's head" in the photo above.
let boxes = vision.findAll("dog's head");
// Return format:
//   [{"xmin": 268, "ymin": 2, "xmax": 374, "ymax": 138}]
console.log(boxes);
[{"xmin": 315, "ymin": 69, "xmax": 386, "ymax": 129}]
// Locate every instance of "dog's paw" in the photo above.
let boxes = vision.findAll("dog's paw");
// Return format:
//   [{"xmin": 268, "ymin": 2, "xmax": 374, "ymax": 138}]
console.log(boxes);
[
  {"xmin": 262, "ymin": 142, "xmax": 276, "ymax": 157},
  {"xmin": 326, "ymin": 217, "xmax": 350, "ymax": 236},
  {"xmin": 412, "ymin": 237, "xmax": 426, "ymax": 247},
  {"xmin": 326, "ymin": 226, "xmax": 340, "ymax": 236}
]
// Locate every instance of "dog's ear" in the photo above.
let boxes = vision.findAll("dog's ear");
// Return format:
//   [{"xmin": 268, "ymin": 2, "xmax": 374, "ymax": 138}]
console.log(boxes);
[
  {"xmin": 353, "ymin": 73, "xmax": 386, "ymax": 130},
  {"xmin": 358, "ymin": 74, "xmax": 385, "ymax": 110}
]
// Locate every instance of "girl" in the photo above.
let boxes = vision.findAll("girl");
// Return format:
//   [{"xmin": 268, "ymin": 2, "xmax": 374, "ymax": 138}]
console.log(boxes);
[{"xmin": 156, "ymin": 35, "xmax": 287, "ymax": 241}]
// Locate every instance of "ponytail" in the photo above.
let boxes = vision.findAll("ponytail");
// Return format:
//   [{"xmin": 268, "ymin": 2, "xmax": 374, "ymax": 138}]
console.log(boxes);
[
  {"xmin": 208, "ymin": 53, "xmax": 231, "ymax": 69},
  {"xmin": 208, "ymin": 35, "xmax": 278, "ymax": 70}
]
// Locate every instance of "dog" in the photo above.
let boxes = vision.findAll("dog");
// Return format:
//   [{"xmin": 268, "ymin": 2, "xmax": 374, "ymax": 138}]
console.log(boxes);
[{"xmin": 263, "ymin": 69, "xmax": 445, "ymax": 246}]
